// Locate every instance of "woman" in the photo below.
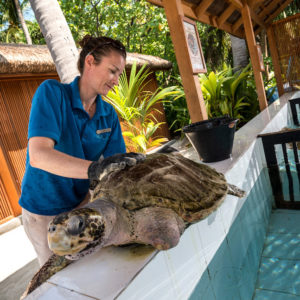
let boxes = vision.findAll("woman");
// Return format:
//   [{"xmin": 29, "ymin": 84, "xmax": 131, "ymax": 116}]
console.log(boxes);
[{"xmin": 19, "ymin": 35, "xmax": 144, "ymax": 266}]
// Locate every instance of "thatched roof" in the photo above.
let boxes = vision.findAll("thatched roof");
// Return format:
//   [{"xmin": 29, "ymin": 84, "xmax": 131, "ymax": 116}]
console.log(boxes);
[{"xmin": 0, "ymin": 43, "xmax": 172, "ymax": 74}]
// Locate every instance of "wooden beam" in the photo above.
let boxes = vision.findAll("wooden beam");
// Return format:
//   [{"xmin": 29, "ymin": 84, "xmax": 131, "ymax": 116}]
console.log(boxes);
[
  {"xmin": 195, "ymin": 0, "xmax": 212, "ymax": 18},
  {"xmin": 264, "ymin": 0, "xmax": 294, "ymax": 24},
  {"xmin": 219, "ymin": 4, "xmax": 236, "ymax": 25},
  {"xmin": 233, "ymin": 17, "xmax": 243, "ymax": 32},
  {"xmin": 266, "ymin": 25, "xmax": 284, "ymax": 96},
  {"xmin": 162, "ymin": 0, "xmax": 208, "ymax": 122},
  {"xmin": 258, "ymin": 1, "xmax": 281, "ymax": 21},
  {"xmin": 241, "ymin": 2, "xmax": 268, "ymax": 111},
  {"xmin": 211, "ymin": 16, "xmax": 219, "ymax": 28},
  {"xmin": 232, "ymin": 8, "xmax": 264, "ymax": 34},
  {"xmin": 250, "ymin": 8, "xmax": 265, "ymax": 28},
  {"xmin": 248, "ymin": 0, "xmax": 264, "ymax": 10},
  {"xmin": 228, "ymin": 0, "xmax": 243, "ymax": 10}
]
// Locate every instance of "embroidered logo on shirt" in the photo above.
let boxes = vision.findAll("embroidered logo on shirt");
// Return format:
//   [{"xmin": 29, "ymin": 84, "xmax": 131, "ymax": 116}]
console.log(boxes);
[{"xmin": 96, "ymin": 128, "xmax": 111, "ymax": 134}]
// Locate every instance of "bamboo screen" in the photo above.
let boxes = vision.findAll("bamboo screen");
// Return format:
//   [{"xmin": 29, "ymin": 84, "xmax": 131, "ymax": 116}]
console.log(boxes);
[
  {"xmin": 0, "ymin": 176, "xmax": 13, "ymax": 224},
  {"xmin": 272, "ymin": 13, "xmax": 300, "ymax": 88},
  {"xmin": 0, "ymin": 79, "xmax": 44, "ymax": 194}
]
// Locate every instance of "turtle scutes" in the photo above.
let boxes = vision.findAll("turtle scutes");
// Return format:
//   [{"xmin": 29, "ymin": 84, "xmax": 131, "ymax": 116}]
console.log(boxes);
[{"xmin": 92, "ymin": 152, "xmax": 245, "ymax": 223}]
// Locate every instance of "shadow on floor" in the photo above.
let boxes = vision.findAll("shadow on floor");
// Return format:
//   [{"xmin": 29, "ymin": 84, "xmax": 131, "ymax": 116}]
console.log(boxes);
[{"xmin": 0, "ymin": 259, "xmax": 39, "ymax": 300}]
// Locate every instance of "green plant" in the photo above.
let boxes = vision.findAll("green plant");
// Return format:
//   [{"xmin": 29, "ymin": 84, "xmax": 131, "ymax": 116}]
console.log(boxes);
[
  {"xmin": 104, "ymin": 62, "xmax": 179, "ymax": 152},
  {"xmin": 199, "ymin": 64, "xmax": 258, "ymax": 124},
  {"xmin": 163, "ymin": 76, "xmax": 191, "ymax": 138}
]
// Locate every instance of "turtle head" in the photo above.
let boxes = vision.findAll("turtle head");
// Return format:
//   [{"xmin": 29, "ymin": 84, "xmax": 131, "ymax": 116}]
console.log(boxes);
[{"xmin": 48, "ymin": 208, "xmax": 105, "ymax": 260}]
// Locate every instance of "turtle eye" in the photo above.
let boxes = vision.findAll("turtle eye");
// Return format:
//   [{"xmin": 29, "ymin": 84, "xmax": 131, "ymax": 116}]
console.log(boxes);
[{"xmin": 67, "ymin": 215, "xmax": 85, "ymax": 235}]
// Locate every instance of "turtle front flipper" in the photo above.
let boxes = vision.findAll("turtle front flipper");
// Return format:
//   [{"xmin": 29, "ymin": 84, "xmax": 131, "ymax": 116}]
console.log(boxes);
[
  {"xmin": 21, "ymin": 254, "xmax": 72, "ymax": 299},
  {"xmin": 227, "ymin": 184, "xmax": 246, "ymax": 198}
]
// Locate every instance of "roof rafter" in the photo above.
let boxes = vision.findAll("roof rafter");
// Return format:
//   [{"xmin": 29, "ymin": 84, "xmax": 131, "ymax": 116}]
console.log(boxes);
[
  {"xmin": 259, "ymin": 0, "xmax": 284, "ymax": 21},
  {"xmin": 233, "ymin": 17, "xmax": 243, "ymax": 32},
  {"xmin": 228, "ymin": 0, "xmax": 243, "ymax": 9},
  {"xmin": 264, "ymin": 0, "xmax": 294, "ymax": 24},
  {"xmin": 250, "ymin": 7, "xmax": 265, "ymax": 28},
  {"xmin": 219, "ymin": 4, "xmax": 236, "ymax": 25},
  {"xmin": 195, "ymin": 0, "xmax": 212, "ymax": 18}
]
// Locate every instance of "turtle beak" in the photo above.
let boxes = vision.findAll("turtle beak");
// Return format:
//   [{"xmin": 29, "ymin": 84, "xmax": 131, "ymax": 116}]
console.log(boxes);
[{"xmin": 47, "ymin": 222, "xmax": 88, "ymax": 256}]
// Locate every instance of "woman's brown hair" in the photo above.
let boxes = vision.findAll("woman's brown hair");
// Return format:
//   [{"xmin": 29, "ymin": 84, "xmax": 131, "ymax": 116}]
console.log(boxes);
[{"xmin": 77, "ymin": 35, "xmax": 126, "ymax": 74}]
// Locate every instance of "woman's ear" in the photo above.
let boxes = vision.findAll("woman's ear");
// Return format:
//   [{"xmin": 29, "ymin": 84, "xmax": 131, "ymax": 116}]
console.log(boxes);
[{"xmin": 85, "ymin": 54, "xmax": 94, "ymax": 69}]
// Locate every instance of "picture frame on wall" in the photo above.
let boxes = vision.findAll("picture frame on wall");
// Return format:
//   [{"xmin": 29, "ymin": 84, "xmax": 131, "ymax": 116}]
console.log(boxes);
[{"xmin": 182, "ymin": 17, "xmax": 207, "ymax": 74}]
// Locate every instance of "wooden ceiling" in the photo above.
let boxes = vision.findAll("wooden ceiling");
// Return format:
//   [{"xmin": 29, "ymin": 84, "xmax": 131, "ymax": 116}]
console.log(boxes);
[{"xmin": 147, "ymin": 0, "xmax": 294, "ymax": 38}]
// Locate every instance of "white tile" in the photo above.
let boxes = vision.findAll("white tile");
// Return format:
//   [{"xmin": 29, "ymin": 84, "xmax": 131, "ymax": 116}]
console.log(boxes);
[
  {"xmin": 219, "ymin": 194, "xmax": 242, "ymax": 235},
  {"xmin": 117, "ymin": 251, "xmax": 178, "ymax": 300},
  {"xmin": 49, "ymin": 245, "xmax": 156, "ymax": 300},
  {"xmin": 161, "ymin": 226, "xmax": 208, "ymax": 299},
  {"xmin": 24, "ymin": 282, "xmax": 95, "ymax": 300},
  {"xmin": 195, "ymin": 210, "xmax": 226, "ymax": 265}
]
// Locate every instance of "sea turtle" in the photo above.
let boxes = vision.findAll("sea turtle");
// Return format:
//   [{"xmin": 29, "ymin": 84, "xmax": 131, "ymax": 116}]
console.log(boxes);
[{"xmin": 22, "ymin": 152, "xmax": 245, "ymax": 298}]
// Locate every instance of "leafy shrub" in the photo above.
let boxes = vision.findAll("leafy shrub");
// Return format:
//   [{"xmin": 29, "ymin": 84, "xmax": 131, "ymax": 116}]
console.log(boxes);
[{"xmin": 104, "ymin": 62, "xmax": 179, "ymax": 152}]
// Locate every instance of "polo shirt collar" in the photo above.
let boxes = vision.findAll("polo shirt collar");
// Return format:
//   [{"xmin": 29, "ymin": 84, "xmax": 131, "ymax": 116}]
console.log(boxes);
[{"xmin": 70, "ymin": 76, "xmax": 110, "ymax": 117}]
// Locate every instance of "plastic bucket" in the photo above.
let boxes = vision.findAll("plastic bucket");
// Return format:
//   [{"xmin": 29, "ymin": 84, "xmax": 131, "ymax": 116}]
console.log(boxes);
[{"xmin": 182, "ymin": 116, "xmax": 238, "ymax": 163}]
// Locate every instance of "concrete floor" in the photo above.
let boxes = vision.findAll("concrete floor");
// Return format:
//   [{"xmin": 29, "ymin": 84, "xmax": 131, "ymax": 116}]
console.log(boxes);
[{"xmin": 0, "ymin": 219, "xmax": 39, "ymax": 300}]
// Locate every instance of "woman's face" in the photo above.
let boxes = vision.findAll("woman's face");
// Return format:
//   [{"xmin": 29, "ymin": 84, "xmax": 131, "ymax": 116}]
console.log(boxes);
[{"xmin": 85, "ymin": 50, "xmax": 125, "ymax": 96}]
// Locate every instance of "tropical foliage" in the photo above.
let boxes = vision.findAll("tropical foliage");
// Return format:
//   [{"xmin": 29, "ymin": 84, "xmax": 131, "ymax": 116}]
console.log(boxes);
[
  {"xmin": 104, "ymin": 62, "xmax": 179, "ymax": 152},
  {"xmin": 199, "ymin": 64, "xmax": 253, "ymax": 120},
  {"xmin": 0, "ymin": 0, "xmax": 33, "ymax": 43},
  {"xmin": 164, "ymin": 65, "xmax": 261, "ymax": 136}
]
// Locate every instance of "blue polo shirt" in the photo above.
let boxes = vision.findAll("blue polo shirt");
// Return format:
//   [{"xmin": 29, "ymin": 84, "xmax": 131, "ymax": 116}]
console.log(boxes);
[{"xmin": 19, "ymin": 76, "xmax": 126, "ymax": 215}]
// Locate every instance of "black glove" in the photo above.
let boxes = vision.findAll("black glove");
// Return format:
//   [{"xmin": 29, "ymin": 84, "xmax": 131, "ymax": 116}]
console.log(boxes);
[{"xmin": 88, "ymin": 152, "xmax": 146, "ymax": 181}]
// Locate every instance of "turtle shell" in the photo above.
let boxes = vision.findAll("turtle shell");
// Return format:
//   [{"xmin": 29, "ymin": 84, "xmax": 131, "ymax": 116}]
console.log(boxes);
[{"xmin": 92, "ymin": 153, "xmax": 229, "ymax": 223}]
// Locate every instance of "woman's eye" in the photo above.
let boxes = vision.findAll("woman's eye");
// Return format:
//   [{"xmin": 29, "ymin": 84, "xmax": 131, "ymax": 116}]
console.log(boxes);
[{"xmin": 110, "ymin": 69, "xmax": 116, "ymax": 74}]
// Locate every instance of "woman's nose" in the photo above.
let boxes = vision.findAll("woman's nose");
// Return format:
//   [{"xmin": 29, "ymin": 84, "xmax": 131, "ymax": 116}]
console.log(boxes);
[{"xmin": 113, "ymin": 75, "xmax": 119, "ymax": 86}]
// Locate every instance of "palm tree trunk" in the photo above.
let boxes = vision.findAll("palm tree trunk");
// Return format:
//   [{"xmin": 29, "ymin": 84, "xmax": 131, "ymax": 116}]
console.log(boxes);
[
  {"xmin": 13, "ymin": 0, "xmax": 32, "ymax": 44},
  {"xmin": 230, "ymin": 34, "xmax": 249, "ymax": 71},
  {"xmin": 29, "ymin": 0, "xmax": 79, "ymax": 83}
]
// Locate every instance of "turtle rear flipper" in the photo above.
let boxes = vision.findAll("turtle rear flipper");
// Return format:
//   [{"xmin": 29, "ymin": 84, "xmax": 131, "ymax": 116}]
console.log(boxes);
[{"xmin": 227, "ymin": 184, "xmax": 245, "ymax": 198}]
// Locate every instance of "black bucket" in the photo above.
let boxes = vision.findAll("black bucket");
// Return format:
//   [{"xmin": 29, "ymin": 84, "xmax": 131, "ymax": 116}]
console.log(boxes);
[{"xmin": 182, "ymin": 116, "xmax": 238, "ymax": 163}]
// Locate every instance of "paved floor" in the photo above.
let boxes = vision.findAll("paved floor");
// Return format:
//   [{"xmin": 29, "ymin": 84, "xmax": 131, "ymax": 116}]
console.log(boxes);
[
  {"xmin": 0, "ymin": 221, "xmax": 39, "ymax": 300},
  {"xmin": 253, "ymin": 209, "xmax": 300, "ymax": 299}
]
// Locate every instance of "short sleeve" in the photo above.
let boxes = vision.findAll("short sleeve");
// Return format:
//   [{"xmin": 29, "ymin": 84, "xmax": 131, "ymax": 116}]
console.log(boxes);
[
  {"xmin": 28, "ymin": 80, "xmax": 63, "ymax": 143},
  {"xmin": 103, "ymin": 110, "xmax": 126, "ymax": 157}
]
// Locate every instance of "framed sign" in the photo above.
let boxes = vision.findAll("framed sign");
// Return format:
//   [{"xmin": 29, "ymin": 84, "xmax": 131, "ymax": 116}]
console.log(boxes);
[
  {"xmin": 183, "ymin": 17, "xmax": 207, "ymax": 74},
  {"xmin": 256, "ymin": 44, "xmax": 265, "ymax": 72}
]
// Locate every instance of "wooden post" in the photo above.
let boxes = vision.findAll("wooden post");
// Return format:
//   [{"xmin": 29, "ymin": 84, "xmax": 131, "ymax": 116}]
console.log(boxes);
[
  {"xmin": 162, "ymin": 0, "xmax": 208, "ymax": 122},
  {"xmin": 266, "ymin": 25, "xmax": 284, "ymax": 96},
  {"xmin": 241, "ymin": 2, "xmax": 268, "ymax": 111}
]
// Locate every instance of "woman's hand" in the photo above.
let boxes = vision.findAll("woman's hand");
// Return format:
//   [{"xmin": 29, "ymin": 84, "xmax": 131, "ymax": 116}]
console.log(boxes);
[{"xmin": 87, "ymin": 152, "xmax": 146, "ymax": 181}]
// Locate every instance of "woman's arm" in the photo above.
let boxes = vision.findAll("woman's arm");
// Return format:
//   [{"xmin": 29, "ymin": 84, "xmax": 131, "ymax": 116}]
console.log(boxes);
[{"xmin": 29, "ymin": 137, "xmax": 92, "ymax": 179}]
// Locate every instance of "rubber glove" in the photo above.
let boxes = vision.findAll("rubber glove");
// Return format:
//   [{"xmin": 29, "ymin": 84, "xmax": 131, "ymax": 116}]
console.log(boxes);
[{"xmin": 88, "ymin": 152, "xmax": 146, "ymax": 181}]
